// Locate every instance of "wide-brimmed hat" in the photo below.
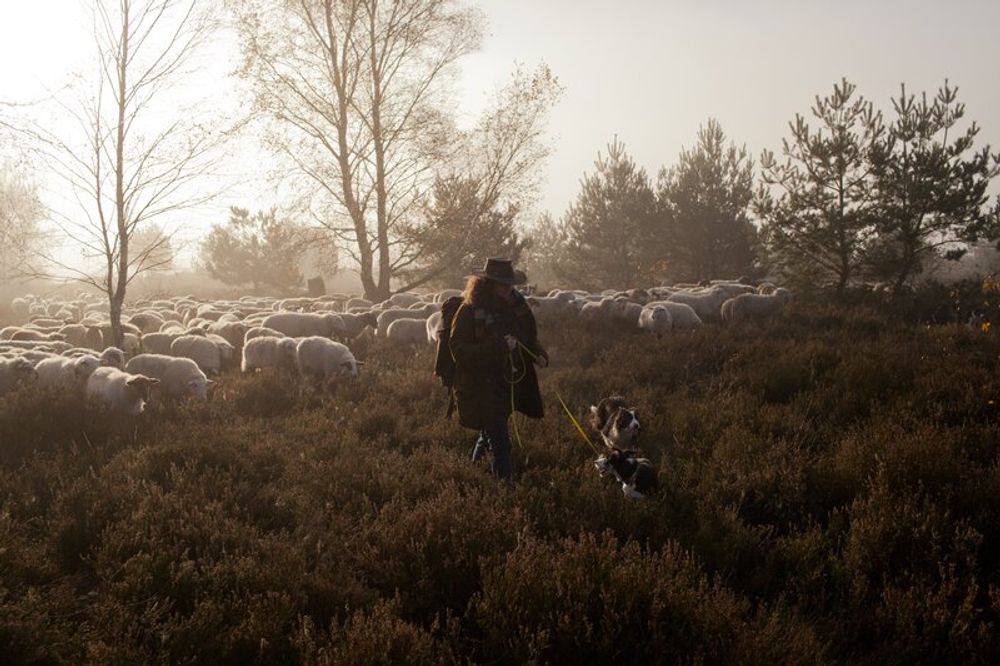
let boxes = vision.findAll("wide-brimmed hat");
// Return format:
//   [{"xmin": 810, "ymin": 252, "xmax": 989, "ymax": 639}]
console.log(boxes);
[{"xmin": 469, "ymin": 257, "xmax": 527, "ymax": 285}]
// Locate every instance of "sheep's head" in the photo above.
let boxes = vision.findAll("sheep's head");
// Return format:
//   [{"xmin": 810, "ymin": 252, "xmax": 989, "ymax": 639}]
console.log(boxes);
[
  {"xmin": 647, "ymin": 306, "xmax": 670, "ymax": 323},
  {"xmin": 100, "ymin": 347, "xmax": 126, "ymax": 369},
  {"xmin": 187, "ymin": 375, "xmax": 212, "ymax": 402},
  {"xmin": 13, "ymin": 358, "xmax": 38, "ymax": 384},
  {"xmin": 326, "ymin": 314, "xmax": 347, "ymax": 338},
  {"xmin": 73, "ymin": 355, "xmax": 101, "ymax": 379},
  {"xmin": 125, "ymin": 374, "xmax": 160, "ymax": 411}
]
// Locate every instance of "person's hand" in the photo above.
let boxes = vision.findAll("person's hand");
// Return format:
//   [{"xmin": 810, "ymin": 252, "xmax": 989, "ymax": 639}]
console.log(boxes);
[
  {"xmin": 503, "ymin": 334, "xmax": 518, "ymax": 351},
  {"xmin": 535, "ymin": 353, "xmax": 549, "ymax": 368}
]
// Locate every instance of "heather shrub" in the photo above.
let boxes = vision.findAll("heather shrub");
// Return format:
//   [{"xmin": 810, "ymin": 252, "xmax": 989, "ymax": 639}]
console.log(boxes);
[
  {"xmin": 472, "ymin": 532, "xmax": 827, "ymax": 664},
  {"xmin": 0, "ymin": 302, "xmax": 998, "ymax": 661}
]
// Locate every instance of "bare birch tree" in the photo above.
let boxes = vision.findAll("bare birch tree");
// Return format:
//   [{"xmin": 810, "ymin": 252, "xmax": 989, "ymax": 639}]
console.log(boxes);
[
  {"xmin": 232, "ymin": 0, "xmax": 559, "ymax": 300},
  {"xmin": 25, "ymin": 0, "xmax": 223, "ymax": 347}
]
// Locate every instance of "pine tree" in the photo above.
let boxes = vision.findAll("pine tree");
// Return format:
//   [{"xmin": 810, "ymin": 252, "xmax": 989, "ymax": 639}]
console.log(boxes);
[
  {"xmin": 558, "ymin": 138, "xmax": 660, "ymax": 290},
  {"xmin": 868, "ymin": 81, "xmax": 1000, "ymax": 294},
  {"xmin": 756, "ymin": 78, "xmax": 884, "ymax": 296},
  {"xmin": 657, "ymin": 119, "xmax": 757, "ymax": 282},
  {"xmin": 201, "ymin": 207, "xmax": 309, "ymax": 294},
  {"xmin": 400, "ymin": 175, "xmax": 528, "ymax": 289}
]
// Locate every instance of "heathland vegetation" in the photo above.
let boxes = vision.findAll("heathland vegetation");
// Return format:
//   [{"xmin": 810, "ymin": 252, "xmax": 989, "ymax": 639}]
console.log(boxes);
[{"xmin": 2, "ymin": 294, "xmax": 1000, "ymax": 663}]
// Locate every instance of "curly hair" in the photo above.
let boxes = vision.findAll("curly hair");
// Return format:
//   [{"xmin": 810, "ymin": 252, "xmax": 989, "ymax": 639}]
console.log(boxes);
[{"xmin": 462, "ymin": 276, "xmax": 494, "ymax": 307}]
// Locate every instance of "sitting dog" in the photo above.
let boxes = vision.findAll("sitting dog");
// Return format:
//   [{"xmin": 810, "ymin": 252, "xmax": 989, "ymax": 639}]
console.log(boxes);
[
  {"xmin": 589, "ymin": 395, "xmax": 641, "ymax": 449},
  {"xmin": 594, "ymin": 448, "xmax": 659, "ymax": 499},
  {"xmin": 589, "ymin": 396, "xmax": 657, "ymax": 499}
]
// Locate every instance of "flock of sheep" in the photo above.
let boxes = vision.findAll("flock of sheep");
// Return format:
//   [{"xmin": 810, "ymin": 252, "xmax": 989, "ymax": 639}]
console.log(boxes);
[{"xmin": 0, "ymin": 278, "xmax": 790, "ymax": 413}]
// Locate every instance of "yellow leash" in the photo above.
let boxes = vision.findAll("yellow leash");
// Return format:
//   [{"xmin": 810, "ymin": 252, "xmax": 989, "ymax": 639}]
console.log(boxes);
[{"xmin": 511, "ymin": 341, "xmax": 603, "ymax": 456}]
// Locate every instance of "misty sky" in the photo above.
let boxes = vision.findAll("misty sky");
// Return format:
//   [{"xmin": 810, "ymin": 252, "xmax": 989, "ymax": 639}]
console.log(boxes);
[{"xmin": 2, "ymin": 0, "xmax": 999, "ymax": 249}]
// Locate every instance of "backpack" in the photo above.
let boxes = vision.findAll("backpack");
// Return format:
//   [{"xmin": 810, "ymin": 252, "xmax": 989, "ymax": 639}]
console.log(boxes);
[{"xmin": 433, "ymin": 296, "xmax": 465, "ymax": 389}]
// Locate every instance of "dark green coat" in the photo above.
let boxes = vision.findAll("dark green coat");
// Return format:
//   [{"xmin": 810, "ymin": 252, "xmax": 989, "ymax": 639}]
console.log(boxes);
[{"xmin": 448, "ymin": 291, "xmax": 546, "ymax": 431}]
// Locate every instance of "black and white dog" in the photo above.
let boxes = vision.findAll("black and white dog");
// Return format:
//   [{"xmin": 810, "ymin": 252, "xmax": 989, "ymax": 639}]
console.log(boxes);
[{"xmin": 589, "ymin": 396, "xmax": 658, "ymax": 499}]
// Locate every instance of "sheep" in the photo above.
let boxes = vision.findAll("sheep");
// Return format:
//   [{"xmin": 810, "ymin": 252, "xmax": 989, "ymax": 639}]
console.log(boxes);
[
  {"xmin": 262, "ymin": 312, "xmax": 347, "ymax": 339},
  {"xmin": 125, "ymin": 354, "xmax": 211, "ymax": 402},
  {"xmin": 756, "ymin": 282, "xmax": 777, "ymax": 295},
  {"xmin": 720, "ymin": 288, "xmax": 792, "ymax": 322},
  {"xmin": 434, "ymin": 289, "xmax": 462, "ymax": 303},
  {"xmin": 376, "ymin": 307, "xmax": 423, "ymax": 337},
  {"xmin": 387, "ymin": 292, "xmax": 423, "ymax": 308},
  {"xmin": 241, "ymin": 336, "xmax": 299, "ymax": 373},
  {"xmin": 206, "ymin": 334, "xmax": 237, "ymax": 370},
  {"xmin": 244, "ymin": 326, "xmax": 285, "ymax": 344},
  {"xmin": 99, "ymin": 346, "xmax": 127, "ymax": 370},
  {"xmin": 0, "ymin": 357, "xmax": 38, "ymax": 395},
  {"xmin": 345, "ymin": 297, "xmax": 373, "ymax": 310},
  {"xmin": 8, "ymin": 349, "xmax": 58, "ymax": 365},
  {"xmin": 386, "ymin": 318, "xmax": 431, "ymax": 345},
  {"xmin": 58, "ymin": 323, "xmax": 104, "ymax": 350},
  {"xmin": 666, "ymin": 287, "xmax": 729, "ymax": 321},
  {"xmin": 579, "ymin": 298, "xmax": 615, "ymax": 321},
  {"xmin": 207, "ymin": 321, "xmax": 248, "ymax": 349},
  {"xmin": 128, "ymin": 312, "xmax": 165, "ymax": 334},
  {"xmin": 170, "ymin": 335, "xmax": 228, "ymax": 375},
  {"xmin": 638, "ymin": 305, "xmax": 673, "ymax": 337},
  {"xmin": 8, "ymin": 328, "xmax": 67, "ymax": 342},
  {"xmin": 34, "ymin": 354, "xmax": 102, "ymax": 391},
  {"xmin": 527, "ymin": 295, "xmax": 576, "ymax": 323},
  {"xmin": 295, "ymin": 336, "xmax": 360, "ymax": 384},
  {"xmin": 426, "ymin": 311, "xmax": 443, "ymax": 343},
  {"xmin": 646, "ymin": 301, "xmax": 703, "ymax": 330},
  {"xmin": 85, "ymin": 367, "xmax": 159, "ymax": 415},
  {"xmin": 610, "ymin": 299, "xmax": 644, "ymax": 326},
  {"xmin": 139, "ymin": 332, "xmax": 180, "ymax": 356},
  {"xmin": 339, "ymin": 311, "xmax": 379, "ymax": 339}
]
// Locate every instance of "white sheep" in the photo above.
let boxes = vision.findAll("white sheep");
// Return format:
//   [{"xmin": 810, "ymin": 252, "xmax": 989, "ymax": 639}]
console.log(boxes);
[
  {"xmin": 434, "ymin": 289, "xmax": 462, "ymax": 303},
  {"xmin": 99, "ymin": 347, "xmax": 127, "ymax": 370},
  {"xmin": 243, "ymin": 326, "xmax": 285, "ymax": 344},
  {"xmin": 426, "ymin": 311, "xmax": 443, "ymax": 343},
  {"xmin": 610, "ymin": 299, "xmax": 644, "ymax": 325},
  {"xmin": 207, "ymin": 321, "xmax": 247, "ymax": 349},
  {"xmin": 128, "ymin": 312, "xmax": 165, "ymax": 334},
  {"xmin": 527, "ymin": 295, "xmax": 576, "ymax": 323},
  {"xmin": 170, "ymin": 335, "xmax": 227, "ymax": 375},
  {"xmin": 0, "ymin": 357, "xmax": 38, "ymax": 395},
  {"xmin": 34, "ymin": 354, "xmax": 102, "ymax": 391},
  {"xmin": 241, "ymin": 336, "xmax": 299, "ymax": 373},
  {"xmin": 338, "ymin": 311, "xmax": 378, "ymax": 339},
  {"xmin": 666, "ymin": 287, "xmax": 729, "ymax": 321},
  {"xmin": 385, "ymin": 318, "xmax": 431, "ymax": 345},
  {"xmin": 295, "ymin": 336, "xmax": 360, "ymax": 384},
  {"xmin": 125, "ymin": 354, "xmax": 212, "ymax": 402},
  {"xmin": 721, "ymin": 288, "xmax": 792, "ymax": 322},
  {"xmin": 85, "ymin": 367, "xmax": 159, "ymax": 415},
  {"xmin": 140, "ymin": 332, "xmax": 179, "ymax": 356},
  {"xmin": 387, "ymin": 292, "xmax": 423, "ymax": 308},
  {"xmin": 376, "ymin": 307, "xmax": 425, "ymax": 337},
  {"xmin": 262, "ymin": 312, "xmax": 347, "ymax": 339},
  {"xmin": 646, "ymin": 301, "xmax": 703, "ymax": 330},
  {"xmin": 638, "ymin": 305, "xmax": 673, "ymax": 337}
]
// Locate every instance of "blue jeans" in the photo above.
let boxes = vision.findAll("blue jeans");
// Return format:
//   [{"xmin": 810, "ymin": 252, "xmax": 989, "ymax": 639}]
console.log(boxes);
[{"xmin": 471, "ymin": 411, "xmax": 513, "ymax": 480}]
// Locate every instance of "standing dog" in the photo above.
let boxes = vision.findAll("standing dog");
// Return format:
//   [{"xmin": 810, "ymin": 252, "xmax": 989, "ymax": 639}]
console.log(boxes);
[
  {"xmin": 589, "ymin": 396, "xmax": 641, "ymax": 449},
  {"xmin": 589, "ymin": 396, "xmax": 658, "ymax": 499}
]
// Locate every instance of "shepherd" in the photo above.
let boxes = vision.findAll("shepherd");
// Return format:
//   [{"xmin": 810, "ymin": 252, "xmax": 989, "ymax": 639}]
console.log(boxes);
[{"xmin": 447, "ymin": 257, "xmax": 549, "ymax": 480}]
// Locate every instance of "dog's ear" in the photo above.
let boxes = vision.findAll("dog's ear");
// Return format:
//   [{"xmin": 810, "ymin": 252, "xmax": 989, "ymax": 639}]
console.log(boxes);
[{"xmin": 589, "ymin": 404, "xmax": 598, "ymax": 415}]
